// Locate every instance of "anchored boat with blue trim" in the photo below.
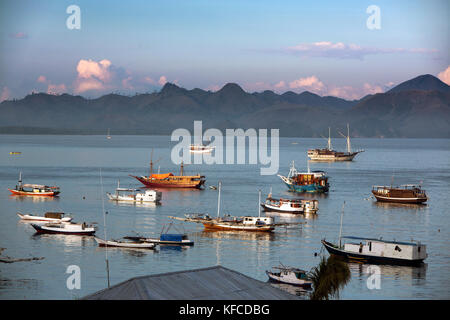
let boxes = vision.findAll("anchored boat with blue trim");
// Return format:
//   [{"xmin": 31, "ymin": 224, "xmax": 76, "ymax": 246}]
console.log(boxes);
[{"xmin": 278, "ymin": 161, "xmax": 329, "ymax": 193}]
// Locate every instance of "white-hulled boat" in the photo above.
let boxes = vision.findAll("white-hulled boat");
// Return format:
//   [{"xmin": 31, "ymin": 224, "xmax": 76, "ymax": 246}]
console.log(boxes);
[
  {"xmin": 261, "ymin": 197, "xmax": 304, "ymax": 213},
  {"xmin": 94, "ymin": 237, "xmax": 157, "ymax": 249},
  {"xmin": 31, "ymin": 222, "xmax": 96, "ymax": 236},
  {"xmin": 17, "ymin": 212, "xmax": 72, "ymax": 223},
  {"xmin": 107, "ymin": 181, "xmax": 162, "ymax": 203},
  {"xmin": 189, "ymin": 144, "xmax": 215, "ymax": 153},
  {"xmin": 266, "ymin": 265, "xmax": 312, "ymax": 288}
]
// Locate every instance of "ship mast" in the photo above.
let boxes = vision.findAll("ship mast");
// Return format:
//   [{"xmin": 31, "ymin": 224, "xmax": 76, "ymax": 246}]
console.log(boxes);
[
  {"xmin": 180, "ymin": 161, "xmax": 184, "ymax": 176},
  {"xmin": 217, "ymin": 181, "xmax": 221, "ymax": 217},
  {"xmin": 338, "ymin": 201, "xmax": 345, "ymax": 248},
  {"xmin": 327, "ymin": 127, "xmax": 332, "ymax": 151},
  {"xmin": 346, "ymin": 123, "xmax": 351, "ymax": 153},
  {"xmin": 258, "ymin": 189, "xmax": 261, "ymax": 218}
]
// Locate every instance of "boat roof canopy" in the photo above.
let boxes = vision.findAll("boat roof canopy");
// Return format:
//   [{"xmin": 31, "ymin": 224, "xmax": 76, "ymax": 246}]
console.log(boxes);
[
  {"xmin": 341, "ymin": 236, "xmax": 422, "ymax": 246},
  {"xmin": 151, "ymin": 173, "xmax": 173, "ymax": 179}
]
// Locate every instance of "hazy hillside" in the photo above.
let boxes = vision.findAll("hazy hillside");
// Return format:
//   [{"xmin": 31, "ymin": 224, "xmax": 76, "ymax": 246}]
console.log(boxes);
[{"xmin": 1, "ymin": 74, "xmax": 449, "ymax": 138}]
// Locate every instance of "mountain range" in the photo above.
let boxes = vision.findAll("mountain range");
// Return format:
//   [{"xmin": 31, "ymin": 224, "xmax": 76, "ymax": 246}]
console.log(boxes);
[{"xmin": 1, "ymin": 74, "xmax": 449, "ymax": 138}]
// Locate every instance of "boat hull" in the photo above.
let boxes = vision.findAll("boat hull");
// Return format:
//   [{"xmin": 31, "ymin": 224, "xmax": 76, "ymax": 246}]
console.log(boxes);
[
  {"xmin": 321, "ymin": 240, "xmax": 425, "ymax": 266},
  {"xmin": 372, "ymin": 192, "xmax": 427, "ymax": 204},
  {"xmin": 261, "ymin": 204, "xmax": 303, "ymax": 214},
  {"xmin": 9, "ymin": 189, "xmax": 59, "ymax": 196},
  {"xmin": 202, "ymin": 223, "xmax": 274, "ymax": 232},
  {"xmin": 132, "ymin": 176, "xmax": 205, "ymax": 189},
  {"xmin": 17, "ymin": 213, "xmax": 72, "ymax": 223},
  {"xmin": 282, "ymin": 182, "xmax": 328, "ymax": 193},
  {"xmin": 31, "ymin": 224, "xmax": 95, "ymax": 236},
  {"xmin": 95, "ymin": 237, "xmax": 156, "ymax": 249}
]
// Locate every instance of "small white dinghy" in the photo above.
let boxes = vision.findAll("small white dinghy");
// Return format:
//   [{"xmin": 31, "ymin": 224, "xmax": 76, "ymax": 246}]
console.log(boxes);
[
  {"xmin": 31, "ymin": 222, "xmax": 96, "ymax": 236},
  {"xmin": 266, "ymin": 265, "xmax": 312, "ymax": 288},
  {"xmin": 94, "ymin": 237, "xmax": 157, "ymax": 249},
  {"xmin": 17, "ymin": 212, "xmax": 72, "ymax": 223}
]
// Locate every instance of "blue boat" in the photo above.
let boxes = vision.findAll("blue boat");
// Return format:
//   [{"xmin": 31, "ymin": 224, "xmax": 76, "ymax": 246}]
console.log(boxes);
[{"xmin": 278, "ymin": 161, "xmax": 329, "ymax": 193}]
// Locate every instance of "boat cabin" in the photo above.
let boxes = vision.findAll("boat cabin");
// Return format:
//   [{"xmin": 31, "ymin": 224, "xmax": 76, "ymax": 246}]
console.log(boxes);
[
  {"xmin": 341, "ymin": 236, "xmax": 427, "ymax": 261},
  {"xmin": 242, "ymin": 216, "xmax": 274, "ymax": 226}
]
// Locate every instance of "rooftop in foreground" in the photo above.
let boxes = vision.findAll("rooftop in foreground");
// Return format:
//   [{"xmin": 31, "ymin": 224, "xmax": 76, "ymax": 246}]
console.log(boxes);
[{"xmin": 83, "ymin": 265, "xmax": 302, "ymax": 300}]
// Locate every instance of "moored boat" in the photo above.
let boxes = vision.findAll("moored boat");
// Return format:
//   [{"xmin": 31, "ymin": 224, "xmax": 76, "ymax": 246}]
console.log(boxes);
[
  {"xmin": 189, "ymin": 144, "xmax": 214, "ymax": 153},
  {"xmin": 8, "ymin": 172, "xmax": 60, "ymax": 196},
  {"xmin": 17, "ymin": 211, "xmax": 72, "ymax": 223},
  {"xmin": 94, "ymin": 237, "xmax": 157, "ymax": 249},
  {"xmin": 307, "ymin": 124, "xmax": 364, "ymax": 161},
  {"xmin": 31, "ymin": 222, "xmax": 96, "ymax": 235},
  {"xmin": 321, "ymin": 237, "xmax": 427, "ymax": 266},
  {"xmin": 261, "ymin": 191, "xmax": 319, "ymax": 214},
  {"xmin": 278, "ymin": 161, "xmax": 329, "ymax": 193},
  {"xmin": 124, "ymin": 234, "xmax": 194, "ymax": 246},
  {"xmin": 131, "ymin": 160, "xmax": 205, "ymax": 189},
  {"xmin": 372, "ymin": 185, "xmax": 427, "ymax": 204},
  {"xmin": 107, "ymin": 181, "xmax": 162, "ymax": 203},
  {"xmin": 170, "ymin": 183, "xmax": 304, "ymax": 232},
  {"xmin": 266, "ymin": 266, "xmax": 312, "ymax": 288}
]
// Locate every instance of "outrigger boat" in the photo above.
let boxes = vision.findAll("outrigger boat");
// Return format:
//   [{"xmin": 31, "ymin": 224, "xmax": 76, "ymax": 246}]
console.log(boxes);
[
  {"xmin": 8, "ymin": 172, "xmax": 60, "ymax": 196},
  {"xmin": 189, "ymin": 144, "xmax": 214, "ymax": 153},
  {"xmin": 31, "ymin": 221, "xmax": 96, "ymax": 236},
  {"xmin": 94, "ymin": 237, "xmax": 157, "ymax": 249},
  {"xmin": 307, "ymin": 124, "xmax": 364, "ymax": 161},
  {"xmin": 169, "ymin": 182, "xmax": 304, "ymax": 232},
  {"xmin": 278, "ymin": 161, "xmax": 329, "ymax": 193},
  {"xmin": 266, "ymin": 265, "xmax": 312, "ymax": 288},
  {"xmin": 130, "ymin": 154, "xmax": 205, "ymax": 189},
  {"xmin": 17, "ymin": 212, "xmax": 72, "ymax": 223},
  {"xmin": 372, "ymin": 185, "xmax": 427, "ymax": 204},
  {"xmin": 107, "ymin": 181, "xmax": 162, "ymax": 203},
  {"xmin": 261, "ymin": 190, "xmax": 319, "ymax": 214},
  {"xmin": 321, "ymin": 202, "xmax": 427, "ymax": 266}
]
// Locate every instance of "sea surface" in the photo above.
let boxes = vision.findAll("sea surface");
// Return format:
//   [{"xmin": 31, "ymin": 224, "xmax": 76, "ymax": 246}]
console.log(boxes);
[{"xmin": 0, "ymin": 135, "xmax": 449, "ymax": 300}]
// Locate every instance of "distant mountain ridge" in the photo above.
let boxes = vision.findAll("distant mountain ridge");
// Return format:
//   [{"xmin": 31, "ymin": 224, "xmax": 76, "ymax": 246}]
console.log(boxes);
[{"xmin": 1, "ymin": 74, "xmax": 449, "ymax": 138}]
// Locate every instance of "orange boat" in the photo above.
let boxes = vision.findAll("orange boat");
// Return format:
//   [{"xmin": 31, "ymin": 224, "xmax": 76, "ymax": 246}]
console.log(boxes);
[
  {"xmin": 8, "ymin": 172, "xmax": 60, "ymax": 196},
  {"xmin": 130, "ymin": 160, "xmax": 205, "ymax": 189}
]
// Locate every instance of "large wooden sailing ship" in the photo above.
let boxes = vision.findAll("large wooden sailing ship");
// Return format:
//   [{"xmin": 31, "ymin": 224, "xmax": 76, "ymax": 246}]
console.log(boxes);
[
  {"xmin": 372, "ymin": 185, "xmax": 428, "ymax": 204},
  {"xmin": 307, "ymin": 124, "xmax": 363, "ymax": 161},
  {"xmin": 130, "ymin": 153, "xmax": 205, "ymax": 189},
  {"xmin": 278, "ymin": 161, "xmax": 329, "ymax": 193}
]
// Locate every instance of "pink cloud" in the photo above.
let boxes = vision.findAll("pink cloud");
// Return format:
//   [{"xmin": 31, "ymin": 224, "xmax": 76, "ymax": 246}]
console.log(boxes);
[
  {"xmin": 9, "ymin": 32, "xmax": 28, "ymax": 39},
  {"xmin": 1, "ymin": 87, "xmax": 11, "ymax": 102},
  {"xmin": 437, "ymin": 66, "xmax": 450, "ymax": 85},
  {"xmin": 158, "ymin": 76, "xmax": 168, "ymax": 86},
  {"xmin": 37, "ymin": 75, "xmax": 47, "ymax": 83},
  {"xmin": 289, "ymin": 76, "xmax": 326, "ymax": 94}
]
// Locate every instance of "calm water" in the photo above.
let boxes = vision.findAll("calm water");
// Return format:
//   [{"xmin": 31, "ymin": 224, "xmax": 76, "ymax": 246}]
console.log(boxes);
[{"xmin": 0, "ymin": 135, "xmax": 449, "ymax": 300}]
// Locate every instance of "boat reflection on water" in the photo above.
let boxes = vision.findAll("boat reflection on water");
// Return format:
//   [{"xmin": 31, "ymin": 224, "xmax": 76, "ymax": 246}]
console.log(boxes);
[
  {"xmin": 94, "ymin": 246, "xmax": 158, "ymax": 257},
  {"xmin": 372, "ymin": 201, "xmax": 428, "ymax": 211},
  {"xmin": 196, "ymin": 230, "xmax": 275, "ymax": 242},
  {"xmin": 9, "ymin": 195, "xmax": 59, "ymax": 203},
  {"xmin": 31, "ymin": 233, "xmax": 94, "ymax": 248},
  {"xmin": 267, "ymin": 282, "xmax": 311, "ymax": 298},
  {"xmin": 265, "ymin": 211, "xmax": 317, "ymax": 221},
  {"xmin": 348, "ymin": 262, "xmax": 427, "ymax": 283},
  {"xmin": 110, "ymin": 201, "xmax": 159, "ymax": 209}
]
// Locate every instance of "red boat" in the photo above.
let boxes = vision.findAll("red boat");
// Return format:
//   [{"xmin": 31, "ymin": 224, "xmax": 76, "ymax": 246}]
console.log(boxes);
[{"xmin": 8, "ymin": 173, "xmax": 60, "ymax": 196}]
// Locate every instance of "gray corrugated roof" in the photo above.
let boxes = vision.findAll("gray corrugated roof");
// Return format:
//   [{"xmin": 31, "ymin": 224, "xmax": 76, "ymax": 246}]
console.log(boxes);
[{"xmin": 83, "ymin": 265, "xmax": 302, "ymax": 300}]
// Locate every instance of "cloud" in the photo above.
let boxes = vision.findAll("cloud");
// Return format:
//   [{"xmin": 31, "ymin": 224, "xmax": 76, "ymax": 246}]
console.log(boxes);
[
  {"xmin": 1, "ymin": 87, "xmax": 11, "ymax": 102},
  {"xmin": 47, "ymin": 83, "xmax": 67, "ymax": 95},
  {"xmin": 289, "ymin": 76, "xmax": 326, "ymax": 94},
  {"xmin": 158, "ymin": 76, "xmax": 168, "ymax": 86},
  {"xmin": 37, "ymin": 75, "xmax": 47, "ymax": 83},
  {"xmin": 285, "ymin": 41, "xmax": 438, "ymax": 60},
  {"xmin": 73, "ymin": 59, "xmax": 116, "ymax": 94},
  {"xmin": 9, "ymin": 32, "xmax": 28, "ymax": 39},
  {"xmin": 437, "ymin": 66, "xmax": 450, "ymax": 85}
]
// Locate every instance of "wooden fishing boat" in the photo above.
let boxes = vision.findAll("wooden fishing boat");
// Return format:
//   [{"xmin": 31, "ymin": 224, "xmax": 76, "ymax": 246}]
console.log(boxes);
[
  {"xmin": 8, "ymin": 172, "xmax": 60, "ymax": 196},
  {"xmin": 170, "ymin": 183, "xmax": 304, "ymax": 232},
  {"xmin": 107, "ymin": 181, "xmax": 162, "ymax": 203},
  {"xmin": 124, "ymin": 234, "xmax": 194, "ymax": 246},
  {"xmin": 322, "ymin": 202, "xmax": 427, "ymax": 266},
  {"xmin": 372, "ymin": 185, "xmax": 427, "ymax": 204},
  {"xmin": 278, "ymin": 161, "xmax": 329, "ymax": 193},
  {"xmin": 9, "ymin": 152, "xmax": 22, "ymax": 155},
  {"xmin": 131, "ymin": 160, "xmax": 205, "ymax": 189},
  {"xmin": 94, "ymin": 237, "xmax": 157, "ymax": 249},
  {"xmin": 266, "ymin": 265, "xmax": 312, "ymax": 288},
  {"xmin": 307, "ymin": 124, "xmax": 364, "ymax": 161},
  {"xmin": 17, "ymin": 212, "xmax": 72, "ymax": 223},
  {"xmin": 189, "ymin": 144, "xmax": 214, "ymax": 153},
  {"xmin": 261, "ymin": 190, "xmax": 319, "ymax": 214},
  {"xmin": 31, "ymin": 222, "xmax": 96, "ymax": 235}
]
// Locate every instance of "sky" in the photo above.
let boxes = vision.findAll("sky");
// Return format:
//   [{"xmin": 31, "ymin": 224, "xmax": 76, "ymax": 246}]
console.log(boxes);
[{"xmin": 0, "ymin": 0, "xmax": 449, "ymax": 101}]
